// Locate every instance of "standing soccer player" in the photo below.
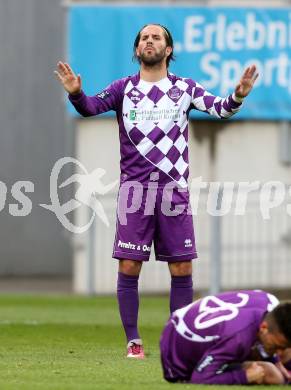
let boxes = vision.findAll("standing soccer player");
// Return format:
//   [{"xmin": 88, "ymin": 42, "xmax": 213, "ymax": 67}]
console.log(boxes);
[
  {"xmin": 55, "ymin": 24, "xmax": 258, "ymax": 358},
  {"xmin": 160, "ymin": 290, "xmax": 291, "ymax": 385}
]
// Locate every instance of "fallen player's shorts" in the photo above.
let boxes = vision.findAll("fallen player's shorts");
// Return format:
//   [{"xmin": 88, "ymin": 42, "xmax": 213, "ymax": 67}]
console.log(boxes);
[{"xmin": 112, "ymin": 183, "xmax": 197, "ymax": 262}]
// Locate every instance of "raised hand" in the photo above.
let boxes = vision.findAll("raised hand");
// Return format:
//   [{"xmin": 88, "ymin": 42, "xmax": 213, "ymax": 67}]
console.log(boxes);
[
  {"xmin": 54, "ymin": 61, "xmax": 82, "ymax": 95},
  {"xmin": 234, "ymin": 65, "xmax": 258, "ymax": 99}
]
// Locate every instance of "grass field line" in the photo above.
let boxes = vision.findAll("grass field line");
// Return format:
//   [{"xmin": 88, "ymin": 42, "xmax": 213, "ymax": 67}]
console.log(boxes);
[{"xmin": 0, "ymin": 320, "xmax": 42, "ymax": 325}]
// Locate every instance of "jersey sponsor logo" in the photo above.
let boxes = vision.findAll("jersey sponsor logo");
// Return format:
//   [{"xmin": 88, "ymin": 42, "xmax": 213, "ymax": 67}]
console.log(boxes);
[
  {"xmin": 128, "ymin": 108, "xmax": 181, "ymax": 122},
  {"xmin": 129, "ymin": 109, "xmax": 137, "ymax": 121},
  {"xmin": 97, "ymin": 90, "xmax": 111, "ymax": 100},
  {"xmin": 197, "ymin": 355, "xmax": 214, "ymax": 372}
]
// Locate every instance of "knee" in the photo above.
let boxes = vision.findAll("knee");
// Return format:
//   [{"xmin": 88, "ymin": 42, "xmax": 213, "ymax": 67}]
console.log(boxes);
[
  {"xmin": 169, "ymin": 261, "xmax": 192, "ymax": 276},
  {"xmin": 119, "ymin": 259, "xmax": 142, "ymax": 276}
]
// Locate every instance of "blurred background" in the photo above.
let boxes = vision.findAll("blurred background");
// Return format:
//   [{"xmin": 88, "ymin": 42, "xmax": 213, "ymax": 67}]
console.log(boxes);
[{"xmin": 1, "ymin": 0, "xmax": 291, "ymax": 297}]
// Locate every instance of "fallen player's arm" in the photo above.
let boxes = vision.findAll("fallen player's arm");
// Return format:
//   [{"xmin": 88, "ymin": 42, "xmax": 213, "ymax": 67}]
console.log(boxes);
[{"xmin": 243, "ymin": 361, "xmax": 284, "ymax": 385}]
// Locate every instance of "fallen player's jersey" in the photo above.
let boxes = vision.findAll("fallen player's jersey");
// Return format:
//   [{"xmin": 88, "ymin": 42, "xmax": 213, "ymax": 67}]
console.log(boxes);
[
  {"xmin": 69, "ymin": 73, "xmax": 242, "ymax": 188},
  {"xmin": 160, "ymin": 290, "xmax": 279, "ymax": 384}
]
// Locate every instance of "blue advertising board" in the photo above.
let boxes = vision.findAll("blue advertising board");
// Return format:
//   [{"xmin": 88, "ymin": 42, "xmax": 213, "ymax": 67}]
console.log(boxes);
[{"xmin": 68, "ymin": 5, "xmax": 291, "ymax": 119}]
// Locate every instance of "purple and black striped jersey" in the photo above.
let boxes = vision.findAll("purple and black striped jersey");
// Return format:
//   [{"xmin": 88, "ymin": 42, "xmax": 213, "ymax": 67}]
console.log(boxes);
[
  {"xmin": 160, "ymin": 290, "xmax": 279, "ymax": 384},
  {"xmin": 69, "ymin": 73, "xmax": 242, "ymax": 188}
]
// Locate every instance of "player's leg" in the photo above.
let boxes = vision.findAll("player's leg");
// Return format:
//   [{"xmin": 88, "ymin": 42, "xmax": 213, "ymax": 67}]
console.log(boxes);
[
  {"xmin": 155, "ymin": 186, "xmax": 197, "ymax": 313},
  {"xmin": 113, "ymin": 186, "xmax": 155, "ymax": 358},
  {"xmin": 168, "ymin": 261, "xmax": 193, "ymax": 313},
  {"xmin": 117, "ymin": 259, "xmax": 144, "ymax": 358}
]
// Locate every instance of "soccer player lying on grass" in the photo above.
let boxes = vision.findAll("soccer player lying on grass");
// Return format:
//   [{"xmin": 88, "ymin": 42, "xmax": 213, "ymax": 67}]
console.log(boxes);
[
  {"xmin": 55, "ymin": 24, "xmax": 258, "ymax": 359},
  {"xmin": 160, "ymin": 290, "xmax": 291, "ymax": 385}
]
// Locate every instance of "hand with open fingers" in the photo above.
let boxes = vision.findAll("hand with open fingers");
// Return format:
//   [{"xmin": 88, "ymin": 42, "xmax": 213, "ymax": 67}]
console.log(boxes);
[
  {"xmin": 54, "ymin": 61, "xmax": 82, "ymax": 95},
  {"xmin": 234, "ymin": 65, "xmax": 259, "ymax": 99},
  {"xmin": 245, "ymin": 362, "xmax": 265, "ymax": 384}
]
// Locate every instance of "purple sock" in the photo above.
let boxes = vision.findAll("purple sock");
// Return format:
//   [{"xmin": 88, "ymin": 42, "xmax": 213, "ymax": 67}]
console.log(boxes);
[
  {"xmin": 117, "ymin": 272, "xmax": 140, "ymax": 342},
  {"xmin": 170, "ymin": 275, "xmax": 193, "ymax": 313}
]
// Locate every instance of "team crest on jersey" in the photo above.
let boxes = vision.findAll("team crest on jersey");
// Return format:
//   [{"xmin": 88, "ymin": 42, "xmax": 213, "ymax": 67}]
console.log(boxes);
[{"xmin": 167, "ymin": 86, "xmax": 183, "ymax": 102}]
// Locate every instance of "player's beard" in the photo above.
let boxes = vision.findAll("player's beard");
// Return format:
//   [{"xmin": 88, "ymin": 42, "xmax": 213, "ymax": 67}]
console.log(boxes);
[{"xmin": 139, "ymin": 47, "xmax": 167, "ymax": 67}]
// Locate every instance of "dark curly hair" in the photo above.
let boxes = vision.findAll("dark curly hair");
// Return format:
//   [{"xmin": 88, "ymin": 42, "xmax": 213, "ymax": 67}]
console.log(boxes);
[
  {"xmin": 268, "ymin": 302, "xmax": 291, "ymax": 344},
  {"xmin": 133, "ymin": 24, "xmax": 175, "ymax": 68}
]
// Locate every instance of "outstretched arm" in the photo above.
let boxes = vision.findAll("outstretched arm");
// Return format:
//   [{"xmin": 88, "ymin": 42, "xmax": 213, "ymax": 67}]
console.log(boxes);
[
  {"xmin": 54, "ymin": 61, "xmax": 82, "ymax": 95},
  {"xmin": 234, "ymin": 65, "xmax": 259, "ymax": 99},
  {"xmin": 54, "ymin": 61, "xmax": 123, "ymax": 117},
  {"xmin": 191, "ymin": 65, "xmax": 258, "ymax": 119}
]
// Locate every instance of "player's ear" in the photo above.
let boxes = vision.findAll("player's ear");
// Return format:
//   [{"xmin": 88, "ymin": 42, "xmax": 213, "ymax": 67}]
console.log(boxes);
[
  {"xmin": 260, "ymin": 321, "xmax": 269, "ymax": 334},
  {"xmin": 166, "ymin": 46, "xmax": 172, "ymax": 57}
]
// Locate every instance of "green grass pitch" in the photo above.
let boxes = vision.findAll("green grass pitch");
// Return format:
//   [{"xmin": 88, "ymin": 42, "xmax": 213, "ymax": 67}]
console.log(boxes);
[{"xmin": 0, "ymin": 294, "xmax": 286, "ymax": 389}]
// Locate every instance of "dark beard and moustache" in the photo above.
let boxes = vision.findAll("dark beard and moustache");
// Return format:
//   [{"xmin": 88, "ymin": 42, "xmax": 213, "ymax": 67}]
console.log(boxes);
[{"xmin": 139, "ymin": 47, "xmax": 167, "ymax": 66}]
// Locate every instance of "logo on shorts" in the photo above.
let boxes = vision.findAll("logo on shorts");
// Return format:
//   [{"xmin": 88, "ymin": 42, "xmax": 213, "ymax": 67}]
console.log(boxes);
[
  {"xmin": 118, "ymin": 240, "xmax": 136, "ymax": 250},
  {"xmin": 184, "ymin": 238, "xmax": 192, "ymax": 248},
  {"xmin": 117, "ymin": 240, "xmax": 151, "ymax": 252}
]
